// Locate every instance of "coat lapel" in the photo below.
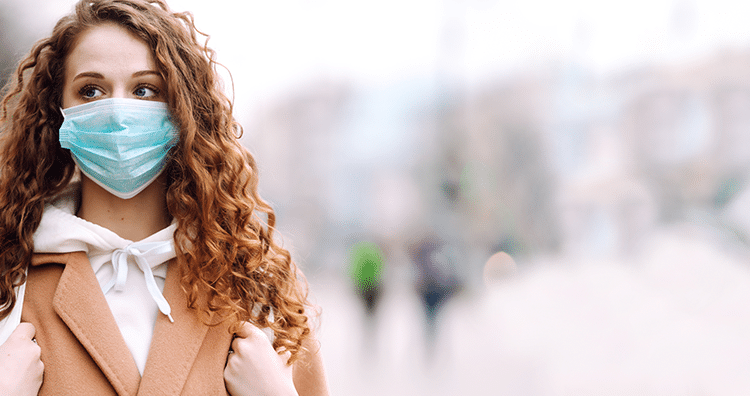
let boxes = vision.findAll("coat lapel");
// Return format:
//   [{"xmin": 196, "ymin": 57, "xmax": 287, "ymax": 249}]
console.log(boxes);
[
  {"xmin": 137, "ymin": 260, "xmax": 210, "ymax": 395},
  {"xmin": 43, "ymin": 252, "xmax": 141, "ymax": 396}
]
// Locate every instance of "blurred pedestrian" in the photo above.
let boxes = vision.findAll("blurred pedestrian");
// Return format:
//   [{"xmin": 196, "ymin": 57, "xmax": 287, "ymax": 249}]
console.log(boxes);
[
  {"xmin": 409, "ymin": 234, "xmax": 462, "ymax": 355},
  {"xmin": 349, "ymin": 241, "xmax": 385, "ymax": 319},
  {"xmin": 349, "ymin": 241, "xmax": 384, "ymax": 353}
]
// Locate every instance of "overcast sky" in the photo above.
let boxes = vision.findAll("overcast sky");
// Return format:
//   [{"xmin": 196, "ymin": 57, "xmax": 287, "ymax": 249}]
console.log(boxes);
[{"xmin": 5, "ymin": 0, "xmax": 750, "ymax": 121}]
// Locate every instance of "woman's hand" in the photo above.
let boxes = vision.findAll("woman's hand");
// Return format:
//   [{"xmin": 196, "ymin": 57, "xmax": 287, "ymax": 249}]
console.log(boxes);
[
  {"xmin": 224, "ymin": 322, "xmax": 298, "ymax": 396},
  {"xmin": 0, "ymin": 323, "xmax": 44, "ymax": 396}
]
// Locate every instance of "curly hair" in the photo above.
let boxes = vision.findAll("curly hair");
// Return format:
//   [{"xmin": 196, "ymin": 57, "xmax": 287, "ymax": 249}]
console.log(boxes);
[{"xmin": 0, "ymin": 0, "xmax": 312, "ymax": 363}]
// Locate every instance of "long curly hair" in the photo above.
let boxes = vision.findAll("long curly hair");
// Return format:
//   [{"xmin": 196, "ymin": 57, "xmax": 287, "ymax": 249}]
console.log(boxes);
[{"xmin": 0, "ymin": 0, "xmax": 311, "ymax": 363}]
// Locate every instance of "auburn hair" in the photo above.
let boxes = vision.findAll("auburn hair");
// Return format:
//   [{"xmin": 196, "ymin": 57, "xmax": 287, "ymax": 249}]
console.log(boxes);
[{"xmin": 0, "ymin": 0, "xmax": 311, "ymax": 362}]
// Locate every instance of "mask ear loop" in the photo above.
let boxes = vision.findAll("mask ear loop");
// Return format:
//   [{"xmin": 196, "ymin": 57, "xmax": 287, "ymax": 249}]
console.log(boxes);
[{"xmin": 58, "ymin": 106, "xmax": 82, "ymax": 184}]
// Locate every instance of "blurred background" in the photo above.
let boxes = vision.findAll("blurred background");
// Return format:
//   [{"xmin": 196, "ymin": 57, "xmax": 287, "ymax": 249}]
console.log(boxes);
[{"xmin": 4, "ymin": 0, "xmax": 750, "ymax": 394}]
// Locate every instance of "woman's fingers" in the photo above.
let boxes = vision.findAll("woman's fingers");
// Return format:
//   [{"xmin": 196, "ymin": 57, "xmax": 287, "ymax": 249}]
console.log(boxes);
[
  {"xmin": 0, "ymin": 322, "xmax": 44, "ymax": 395},
  {"xmin": 234, "ymin": 321, "xmax": 268, "ymax": 341},
  {"xmin": 224, "ymin": 322, "xmax": 297, "ymax": 396},
  {"xmin": 231, "ymin": 322, "xmax": 275, "ymax": 357}
]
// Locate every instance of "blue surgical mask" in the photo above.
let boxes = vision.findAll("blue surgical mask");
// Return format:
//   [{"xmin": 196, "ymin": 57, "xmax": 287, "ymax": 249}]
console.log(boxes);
[{"xmin": 59, "ymin": 98, "xmax": 179, "ymax": 199}]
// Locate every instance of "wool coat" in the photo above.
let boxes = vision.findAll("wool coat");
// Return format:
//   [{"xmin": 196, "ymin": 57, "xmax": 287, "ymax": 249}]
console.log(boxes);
[{"xmin": 21, "ymin": 251, "xmax": 234, "ymax": 395}]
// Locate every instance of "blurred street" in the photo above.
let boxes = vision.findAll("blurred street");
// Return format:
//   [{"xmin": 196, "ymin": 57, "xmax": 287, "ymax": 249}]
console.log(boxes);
[{"xmin": 312, "ymin": 220, "xmax": 750, "ymax": 395}]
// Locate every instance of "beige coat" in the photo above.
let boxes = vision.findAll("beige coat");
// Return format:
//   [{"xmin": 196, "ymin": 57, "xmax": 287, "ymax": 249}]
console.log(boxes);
[{"xmin": 22, "ymin": 251, "xmax": 233, "ymax": 395}]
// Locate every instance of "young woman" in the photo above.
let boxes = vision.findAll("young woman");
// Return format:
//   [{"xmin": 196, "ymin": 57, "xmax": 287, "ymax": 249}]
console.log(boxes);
[{"xmin": 0, "ymin": 0, "xmax": 328, "ymax": 394}]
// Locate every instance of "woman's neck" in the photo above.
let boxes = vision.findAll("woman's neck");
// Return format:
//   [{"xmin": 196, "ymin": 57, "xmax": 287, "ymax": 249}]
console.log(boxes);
[{"xmin": 77, "ymin": 174, "xmax": 172, "ymax": 241}]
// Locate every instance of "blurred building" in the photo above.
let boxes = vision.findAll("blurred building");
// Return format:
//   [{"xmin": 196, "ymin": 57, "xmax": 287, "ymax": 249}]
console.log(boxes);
[{"xmin": 241, "ymin": 45, "xmax": 750, "ymax": 284}]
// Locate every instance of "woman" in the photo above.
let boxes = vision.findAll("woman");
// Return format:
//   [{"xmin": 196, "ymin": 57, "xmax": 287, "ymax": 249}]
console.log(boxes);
[{"xmin": 0, "ymin": 0, "xmax": 328, "ymax": 394}]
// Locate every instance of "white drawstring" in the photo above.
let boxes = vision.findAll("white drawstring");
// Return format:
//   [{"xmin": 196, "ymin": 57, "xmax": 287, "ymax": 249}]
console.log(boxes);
[{"xmin": 103, "ymin": 240, "xmax": 176, "ymax": 322}]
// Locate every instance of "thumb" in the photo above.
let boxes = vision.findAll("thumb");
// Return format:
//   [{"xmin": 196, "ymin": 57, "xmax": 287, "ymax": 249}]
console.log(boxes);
[
  {"xmin": 10, "ymin": 322, "xmax": 36, "ymax": 341},
  {"xmin": 234, "ymin": 321, "xmax": 264, "ymax": 339}
]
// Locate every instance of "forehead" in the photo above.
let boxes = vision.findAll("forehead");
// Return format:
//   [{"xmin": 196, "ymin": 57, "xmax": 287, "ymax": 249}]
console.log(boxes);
[{"xmin": 65, "ymin": 22, "xmax": 156, "ymax": 75}]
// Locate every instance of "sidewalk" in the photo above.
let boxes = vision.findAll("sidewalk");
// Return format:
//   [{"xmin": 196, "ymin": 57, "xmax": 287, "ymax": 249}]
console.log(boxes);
[{"xmin": 309, "ymin": 223, "xmax": 750, "ymax": 395}]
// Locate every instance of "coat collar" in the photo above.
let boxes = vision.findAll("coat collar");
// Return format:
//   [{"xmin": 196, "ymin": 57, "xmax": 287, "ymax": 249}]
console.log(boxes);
[
  {"xmin": 33, "ymin": 252, "xmax": 211, "ymax": 396},
  {"xmin": 38, "ymin": 252, "xmax": 141, "ymax": 396}
]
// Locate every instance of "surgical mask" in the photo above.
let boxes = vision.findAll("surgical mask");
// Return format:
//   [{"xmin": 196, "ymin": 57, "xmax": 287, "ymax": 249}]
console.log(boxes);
[{"xmin": 59, "ymin": 98, "xmax": 179, "ymax": 199}]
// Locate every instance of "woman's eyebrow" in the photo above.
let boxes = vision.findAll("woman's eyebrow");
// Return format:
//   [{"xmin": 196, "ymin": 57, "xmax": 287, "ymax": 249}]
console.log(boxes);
[
  {"xmin": 132, "ymin": 70, "xmax": 161, "ymax": 78},
  {"xmin": 72, "ymin": 71, "xmax": 105, "ymax": 81},
  {"xmin": 71, "ymin": 70, "xmax": 161, "ymax": 81}
]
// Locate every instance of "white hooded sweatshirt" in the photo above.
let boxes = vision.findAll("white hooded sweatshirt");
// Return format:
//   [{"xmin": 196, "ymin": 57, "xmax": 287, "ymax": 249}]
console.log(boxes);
[{"xmin": 0, "ymin": 183, "xmax": 176, "ymax": 375}]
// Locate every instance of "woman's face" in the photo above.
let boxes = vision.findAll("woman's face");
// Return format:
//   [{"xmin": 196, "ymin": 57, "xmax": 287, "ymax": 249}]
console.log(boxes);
[{"xmin": 62, "ymin": 22, "xmax": 167, "ymax": 109}]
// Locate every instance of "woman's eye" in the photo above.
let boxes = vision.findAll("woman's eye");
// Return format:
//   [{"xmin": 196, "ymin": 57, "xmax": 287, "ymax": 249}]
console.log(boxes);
[
  {"xmin": 80, "ymin": 86, "xmax": 103, "ymax": 99},
  {"xmin": 134, "ymin": 86, "xmax": 159, "ymax": 98}
]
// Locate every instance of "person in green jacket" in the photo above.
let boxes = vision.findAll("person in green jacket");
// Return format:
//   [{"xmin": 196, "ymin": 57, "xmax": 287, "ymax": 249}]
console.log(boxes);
[{"xmin": 349, "ymin": 241, "xmax": 385, "ymax": 318}]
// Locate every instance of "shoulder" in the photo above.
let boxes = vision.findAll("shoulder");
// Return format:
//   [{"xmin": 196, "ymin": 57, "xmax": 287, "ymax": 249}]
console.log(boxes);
[{"xmin": 292, "ymin": 331, "xmax": 330, "ymax": 396}]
